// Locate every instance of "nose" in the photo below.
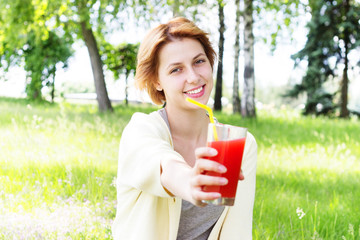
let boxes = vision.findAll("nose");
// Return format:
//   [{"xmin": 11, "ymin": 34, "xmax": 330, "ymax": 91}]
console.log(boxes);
[{"xmin": 186, "ymin": 67, "xmax": 200, "ymax": 84}]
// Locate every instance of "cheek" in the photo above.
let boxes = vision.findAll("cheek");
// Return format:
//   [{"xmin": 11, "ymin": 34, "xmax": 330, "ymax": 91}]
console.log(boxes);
[
  {"xmin": 207, "ymin": 79, "xmax": 214, "ymax": 91},
  {"xmin": 160, "ymin": 76, "xmax": 183, "ymax": 95},
  {"xmin": 205, "ymin": 71, "xmax": 214, "ymax": 90},
  {"xmin": 200, "ymin": 64, "xmax": 213, "ymax": 76},
  {"xmin": 202, "ymin": 68, "xmax": 213, "ymax": 83}
]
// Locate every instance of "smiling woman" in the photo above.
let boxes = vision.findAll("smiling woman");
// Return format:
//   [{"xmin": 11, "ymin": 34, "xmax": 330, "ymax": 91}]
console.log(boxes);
[
  {"xmin": 156, "ymin": 38, "xmax": 213, "ymax": 110},
  {"xmin": 111, "ymin": 17, "xmax": 257, "ymax": 240}
]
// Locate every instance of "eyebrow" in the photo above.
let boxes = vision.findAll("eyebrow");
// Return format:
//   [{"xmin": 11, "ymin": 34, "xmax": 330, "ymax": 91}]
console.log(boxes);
[{"xmin": 166, "ymin": 53, "xmax": 206, "ymax": 71}]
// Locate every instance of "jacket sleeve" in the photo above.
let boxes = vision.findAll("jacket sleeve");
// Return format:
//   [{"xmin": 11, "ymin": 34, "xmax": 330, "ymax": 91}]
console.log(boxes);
[{"xmin": 116, "ymin": 112, "xmax": 184, "ymax": 197}]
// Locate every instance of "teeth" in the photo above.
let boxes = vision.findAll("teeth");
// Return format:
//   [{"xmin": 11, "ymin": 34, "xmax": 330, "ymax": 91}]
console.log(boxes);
[{"xmin": 187, "ymin": 86, "xmax": 203, "ymax": 94}]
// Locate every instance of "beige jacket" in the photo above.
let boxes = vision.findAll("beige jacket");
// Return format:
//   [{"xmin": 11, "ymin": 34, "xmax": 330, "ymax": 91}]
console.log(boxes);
[{"xmin": 112, "ymin": 111, "xmax": 257, "ymax": 240}]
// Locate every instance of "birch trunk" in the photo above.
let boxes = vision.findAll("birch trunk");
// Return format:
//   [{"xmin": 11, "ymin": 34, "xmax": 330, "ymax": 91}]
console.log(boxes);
[
  {"xmin": 232, "ymin": 0, "xmax": 241, "ymax": 114},
  {"xmin": 242, "ymin": 0, "xmax": 256, "ymax": 117}
]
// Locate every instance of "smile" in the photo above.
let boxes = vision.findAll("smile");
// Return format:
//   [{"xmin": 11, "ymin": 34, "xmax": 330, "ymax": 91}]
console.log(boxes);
[
  {"xmin": 186, "ymin": 86, "xmax": 203, "ymax": 94},
  {"xmin": 184, "ymin": 85, "xmax": 206, "ymax": 98}
]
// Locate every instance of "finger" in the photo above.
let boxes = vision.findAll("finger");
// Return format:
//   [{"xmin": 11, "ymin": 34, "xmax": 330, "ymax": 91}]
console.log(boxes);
[
  {"xmin": 195, "ymin": 147, "xmax": 217, "ymax": 159},
  {"xmin": 239, "ymin": 169, "xmax": 245, "ymax": 180},
  {"xmin": 191, "ymin": 188, "xmax": 221, "ymax": 202},
  {"xmin": 194, "ymin": 159, "xmax": 227, "ymax": 174},
  {"xmin": 191, "ymin": 174, "xmax": 228, "ymax": 187},
  {"xmin": 194, "ymin": 160, "xmax": 226, "ymax": 175}
]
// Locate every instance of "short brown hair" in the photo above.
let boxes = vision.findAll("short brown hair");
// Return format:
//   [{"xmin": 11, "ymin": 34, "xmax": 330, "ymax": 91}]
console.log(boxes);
[{"xmin": 135, "ymin": 17, "xmax": 216, "ymax": 105}]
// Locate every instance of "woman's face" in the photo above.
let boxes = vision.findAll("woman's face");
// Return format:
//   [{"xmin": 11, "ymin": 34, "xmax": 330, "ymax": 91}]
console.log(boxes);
[{"xmin": 157, "ymin": 38, "xmax": 213, "ymax": 110}]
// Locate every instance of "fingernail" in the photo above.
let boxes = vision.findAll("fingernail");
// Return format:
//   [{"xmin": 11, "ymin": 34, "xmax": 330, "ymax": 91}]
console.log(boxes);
[
  {"xmin": 210, "ymin": 148, "xmax": 217, "ymax": 155},
  {"xmin": 213, "ymin": 193, "xmax": 221, "ymax": 198},
  {"xmin": 220, "ymin": 178, "xmax": 228, "ymax": 185},
  {"xmin": 218, "ymin": 165, "xmax": 227, "ymax": 173}
]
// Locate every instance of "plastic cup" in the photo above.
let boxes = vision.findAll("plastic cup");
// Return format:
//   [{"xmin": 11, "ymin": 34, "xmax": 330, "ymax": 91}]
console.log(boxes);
[{"xmin": 203, "ymin": 123, "xmax": 247, "ymax": 206}]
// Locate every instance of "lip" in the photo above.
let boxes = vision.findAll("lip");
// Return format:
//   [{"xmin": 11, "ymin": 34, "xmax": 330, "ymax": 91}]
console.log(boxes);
[{"xmin": 184, "ymin": 84, "xmax": 206, "ymax": 98}]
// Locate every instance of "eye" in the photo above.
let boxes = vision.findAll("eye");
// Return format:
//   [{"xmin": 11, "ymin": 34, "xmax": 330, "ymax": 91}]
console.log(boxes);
[
  {"xmin": 170, "ymin": 68, "xmax": 181, "ymax": 74},
  {"xmin": 195, "ymin": 58, "xmax": 206, "ymax": 65}
]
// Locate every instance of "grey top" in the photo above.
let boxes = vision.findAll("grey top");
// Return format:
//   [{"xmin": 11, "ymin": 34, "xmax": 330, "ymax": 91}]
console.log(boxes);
[{"xmin": 157, "ymin": 108, "xmax": 225, "ymax": 240}]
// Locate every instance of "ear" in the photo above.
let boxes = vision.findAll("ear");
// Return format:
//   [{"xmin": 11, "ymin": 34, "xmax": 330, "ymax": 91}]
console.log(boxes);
[{"xmin": 155, "ymin": 82, "xmax": 163, "ymax": 91}]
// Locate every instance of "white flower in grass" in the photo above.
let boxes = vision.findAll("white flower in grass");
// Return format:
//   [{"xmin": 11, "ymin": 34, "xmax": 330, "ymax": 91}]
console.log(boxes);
[
  {"xmin": 348, "ymin": 224, "xmax": 354, "ymax": 237},
  {"xmin": 111, "ymin": 177, "xmax": 117, "ymax": 187},
  {"xmin": 96, "ymin": 176, "xmax": 103, "ymax": 186},
  {"xmin": 296, "ymin": 207, "xmax": 306, "ymax": 219}
]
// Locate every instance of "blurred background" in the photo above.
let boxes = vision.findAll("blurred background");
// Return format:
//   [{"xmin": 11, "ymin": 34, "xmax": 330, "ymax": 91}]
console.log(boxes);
[{"xmin": 1, "ymin": 0, "xmax": 359, "ymax": 117}]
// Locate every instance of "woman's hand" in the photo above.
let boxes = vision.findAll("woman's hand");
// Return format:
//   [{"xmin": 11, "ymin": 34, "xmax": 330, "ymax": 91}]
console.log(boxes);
[
  {"xmin": 189, "ymin": 147, "xmax": 228, "ymax": 206},
  {"xmin": 160, "ymin": 146, "xmax": 245, "ymax": 207}
]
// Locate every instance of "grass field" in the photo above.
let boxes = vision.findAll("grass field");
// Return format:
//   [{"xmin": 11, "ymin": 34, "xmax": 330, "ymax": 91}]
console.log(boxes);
[{"xmin": 0, "ymin": 97, "xmax": 359, "ymax": 239}]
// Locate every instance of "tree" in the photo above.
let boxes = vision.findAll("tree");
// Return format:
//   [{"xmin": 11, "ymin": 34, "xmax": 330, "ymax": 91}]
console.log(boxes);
[
  {"xmin": 0, "ymin": 0, "xmax": 32, "ymax": 70},
  {"xmin": 241, "ymin": 0, "xmax": 256, "ymax": 117},
  {"xmin": 214, "ymin": 0, "xmax": 226, "ymax": 111},
  {"xmin": 23, "ymin": 31, "xmax": 73, "ymax": 101},
  {"xmin": 289, "ymin": 0, "xmax": 360, "ymax": 117},
  {"xmin": 70, "ymin": 0, "xmax": 117, "ymax": 112},
  {"xmin": 102, "ymin": 42, "xmax": 139, "ymax": 105},
  {"xmin": 0, "ymin": 0, "xmax": 73, "ymax": 101},
  {"xmin": 1, "ymin": 0, "xmax": 134, "ymax": 111},
  {"xmin": 232, "ymin": 0, "xmax": 241, "ymax": 114},
  {"xmin": 338, "ymin": 0, "xmax": 359, "ymax": 118}
]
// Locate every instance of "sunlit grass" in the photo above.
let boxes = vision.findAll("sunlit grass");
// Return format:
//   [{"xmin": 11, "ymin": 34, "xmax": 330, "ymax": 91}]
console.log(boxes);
[
  {"xmin": 0, "ymin": 97, "xmax": 359, "ymax": 239},
  {"xmin": 0, "ymin": 98, "xmax": 156, "ymax": 239}
]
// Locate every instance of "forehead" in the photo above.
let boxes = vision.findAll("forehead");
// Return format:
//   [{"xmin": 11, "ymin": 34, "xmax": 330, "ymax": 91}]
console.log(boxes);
[{"xmin": 158, "ymin": 38, "xmax": 205, "ymax": 67}]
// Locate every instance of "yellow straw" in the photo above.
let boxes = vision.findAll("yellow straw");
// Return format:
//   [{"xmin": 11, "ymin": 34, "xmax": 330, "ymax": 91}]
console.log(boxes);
[{"xmin": 186, "ymin": 97, "xmax": 218, "ymax": 141}]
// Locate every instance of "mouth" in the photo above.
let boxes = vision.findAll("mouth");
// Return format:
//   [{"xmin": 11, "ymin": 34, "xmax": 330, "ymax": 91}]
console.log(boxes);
[{"xmin": 184, "ymin": 85, "xmax": 205, "ymax": 97}]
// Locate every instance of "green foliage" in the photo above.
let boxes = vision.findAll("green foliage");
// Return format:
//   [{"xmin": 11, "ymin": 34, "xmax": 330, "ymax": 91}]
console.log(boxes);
[
  {"xmin": 67, "ymin": 0, "xmax": 127, "ymax": 35},
  {"xmin": 288, "ymin": 0, "xmax": 360, "ymax": 116},
  {"xmin": 127, "ymin": 0, "xmax": 207, "ymax": 24},
  {"xmin": 254, "ymin": 0, "xmax": 302, "ymax": 50},
  {"xmin": 23, "ymin": 30, "xmax": 73, "ymax": 100},
  {"xmin": 0, "ymin": 98, "xmax": 359, "ymax": 238},
  {"xmin": 101, "ymin": 42, "xmax": 139, "ymax": 105},
  {"xmin": 0, "ymin": 0, "xmax": 74, "ymax": 101},
  {"xmin": 101, "ymin": 42, "xmax": 139, "ymax": 80},
  {"xmin": 0, "ymin": 0, "xmax": 34, "ymax": 69}
]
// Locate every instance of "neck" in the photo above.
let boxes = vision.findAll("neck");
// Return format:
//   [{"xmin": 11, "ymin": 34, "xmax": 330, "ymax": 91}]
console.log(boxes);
[{"xmin": 165, "ymin": 105, "xmax": 209, "ymax": 141}]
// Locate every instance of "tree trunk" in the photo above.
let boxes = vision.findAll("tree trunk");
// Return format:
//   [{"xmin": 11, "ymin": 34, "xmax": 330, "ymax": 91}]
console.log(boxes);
[
  {"xmin": 125, "ymin": 69, "xmax": 129, "ymax": 106},
  {"xmin": 242, "ymin": 0, "xmax": 256, "ymax": 117},
  {"xmin": 232, "ymin": 0, "xmax": 241, "ymax": 114},
  {"xmin": 340, "ymin": 60, "xmax": 349, "ymax": 118},
  {"xmin": 340, "ymin": 0, "xmax": 350, "ymax": 118},
  {"xmin": 80, "ymin": 21, "xmax": 113, "ymax": 112},
  {"xmin": 214, "ymin": 0, "xmax": 225, "ymax": 111},
  {"xmin": 51, "ymin": 74, "xmax": 55, "ymax": 103}
]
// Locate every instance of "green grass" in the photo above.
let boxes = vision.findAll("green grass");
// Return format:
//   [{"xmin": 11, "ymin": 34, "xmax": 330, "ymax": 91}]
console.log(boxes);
[{"xmin": 0, "ymin": 97, "xmax": 359, "ymax": 239}]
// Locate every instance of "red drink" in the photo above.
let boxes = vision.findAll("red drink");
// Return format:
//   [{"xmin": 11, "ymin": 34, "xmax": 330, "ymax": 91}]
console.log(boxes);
[{"xmin": 205, "ymin": 137, "xmax": 246, "ymax": 198}]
